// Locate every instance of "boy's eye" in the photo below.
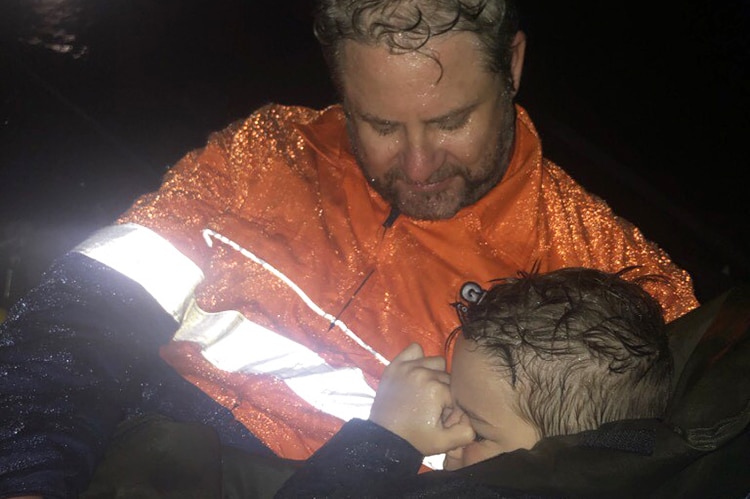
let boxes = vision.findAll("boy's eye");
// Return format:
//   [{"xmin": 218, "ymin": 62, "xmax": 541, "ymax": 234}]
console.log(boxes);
[{"xmin": 474, "ymin": 434, "xmax": 486, "ymax": 443}]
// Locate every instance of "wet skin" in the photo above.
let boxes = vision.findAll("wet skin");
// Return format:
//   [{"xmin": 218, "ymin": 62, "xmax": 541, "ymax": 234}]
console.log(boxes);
[{"xmin": 339, "ymin": 32, "xmax": 524, "ymax": 220}]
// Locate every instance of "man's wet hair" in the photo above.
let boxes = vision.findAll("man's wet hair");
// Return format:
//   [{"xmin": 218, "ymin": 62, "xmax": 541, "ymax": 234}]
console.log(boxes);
[
  {"xmin": 450, "ymin": 267, "xmax": 673, "ymax": 438},
  {"xmin": 313, "ymin": 0, "xmax": 519, "ymax": 90}
]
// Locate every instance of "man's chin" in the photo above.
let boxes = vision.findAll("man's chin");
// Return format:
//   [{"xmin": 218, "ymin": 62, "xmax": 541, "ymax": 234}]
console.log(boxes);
[
  {"xmin": 394, "ymin": 196, "xmax": 463, "ymax": 221},
  {"xmin": 392, "ymin": 178, "xmax": 468, "ymax": 220}
]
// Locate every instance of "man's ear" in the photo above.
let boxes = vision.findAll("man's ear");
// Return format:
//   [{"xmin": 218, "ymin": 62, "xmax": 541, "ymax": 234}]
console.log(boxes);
[{"xmin": 509, "ymin": 31, "xmax": 526, "ymax": 97}]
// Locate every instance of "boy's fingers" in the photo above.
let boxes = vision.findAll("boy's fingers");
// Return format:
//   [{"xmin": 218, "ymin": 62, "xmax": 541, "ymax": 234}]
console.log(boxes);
[
  {"xmin": 392, "ymin": 342, "xmax": 424, "ymax": 363},
  {"xmin": 418, "ymin": 412, "xmax": 475, "ymax": 456},
  {"xmin": 441, "ymin": 423, "xmax": 476, "ymax": 452},
  {"xmin": 390, "ymin": 343, "xmax": 446, "ymax": 374},
  {"xmin": 434, "ymin": 370, "xmax": 450, "ymax": 385},
  {"xmin": 441, "ymin": 406, "xmax": 466, "ymax": 427},
  {"xmin": 418, "ymin": 355, "xmax": 447, "ymax": 372}
]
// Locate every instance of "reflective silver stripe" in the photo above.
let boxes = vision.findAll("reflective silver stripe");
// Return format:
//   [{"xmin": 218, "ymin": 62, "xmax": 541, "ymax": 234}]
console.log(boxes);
[
  {"xmin": 72, "ymin": 224, "xmax": 380, "ymax": 423},
  {"xmin": 178, "ymin": 303, "xmax": 376, "ymax": 422},
  {"xmin": 178, "ymin": 302, "xmax": 444, "ymax": 468},
  {"xmin": 203, "ymin": 229, "xmax": 389, "ymax": 366},
  {"xmin": 72, "ymin": 223, "xmax": 442, "ymax": 467},
  {"xmin": 73, "ymin": 223, "xmax": 204, "ymax": 322}
]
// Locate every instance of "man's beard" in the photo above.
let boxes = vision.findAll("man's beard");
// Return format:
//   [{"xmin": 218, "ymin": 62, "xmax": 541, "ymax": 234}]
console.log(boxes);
[{"xmin": 348, "ymin": 108, "xmax": 516, "ymax": 220}]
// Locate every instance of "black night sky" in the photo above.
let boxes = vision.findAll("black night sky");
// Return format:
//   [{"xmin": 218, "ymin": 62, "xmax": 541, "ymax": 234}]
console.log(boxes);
[{"xmin": 1, "ymin": 0, "xmax": 748, "ymax": 309}]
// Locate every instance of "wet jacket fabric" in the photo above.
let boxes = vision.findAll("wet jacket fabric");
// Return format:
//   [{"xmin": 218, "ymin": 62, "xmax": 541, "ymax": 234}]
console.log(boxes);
[
  {"xmin": 0, "ymin": 103, "xmax": 698, "ymax": 497},
  {"xmin": 117, "ymin": 103, "xmax": 696, "ymax": 458}
]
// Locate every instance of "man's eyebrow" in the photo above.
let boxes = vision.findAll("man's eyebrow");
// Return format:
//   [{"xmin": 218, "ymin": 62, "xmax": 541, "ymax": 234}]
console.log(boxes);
[
  {"xmin": 357, "ymin": 103, "xmax": 479, "ymax": 126},
  {"xmin": 358, "ymin": 112, "xmax": 392, "ymax": 125},
  {"xmin": 424, "ymin": 103, "xmax": 478, "ymax": 124}
]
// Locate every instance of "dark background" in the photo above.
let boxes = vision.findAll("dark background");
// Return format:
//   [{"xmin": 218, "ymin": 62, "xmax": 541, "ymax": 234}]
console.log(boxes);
[{"xmin": 1, "ymin": 0, "xmax": 748, "ymax": 311}]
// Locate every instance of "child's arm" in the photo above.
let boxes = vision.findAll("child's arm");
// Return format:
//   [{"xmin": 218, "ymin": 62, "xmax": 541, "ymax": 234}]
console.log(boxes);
[
  {"xmin": 274, "ymin": 344, "xmax": 493, "ymax": 499},
  {"xmin": 369, "ymin": 343, "xmax": 475, "ymax": 456}
]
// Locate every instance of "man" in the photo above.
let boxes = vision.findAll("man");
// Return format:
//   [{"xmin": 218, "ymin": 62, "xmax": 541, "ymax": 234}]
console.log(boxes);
[
  {"xmin": 0, "ymin": 0, "xmax": 698, "ymax": 497},
  {"xmin": 275, "ymin": 267, "xmax": 674, "ymax": 497}
]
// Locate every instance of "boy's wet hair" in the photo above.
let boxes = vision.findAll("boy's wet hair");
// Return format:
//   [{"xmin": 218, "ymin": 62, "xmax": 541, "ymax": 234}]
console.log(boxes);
[{"xmin": 450, "ymin": 266, "xmax": 672, "ymax": 438}]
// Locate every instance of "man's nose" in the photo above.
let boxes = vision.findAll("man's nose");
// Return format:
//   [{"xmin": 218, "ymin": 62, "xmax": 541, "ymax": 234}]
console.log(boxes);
[{"xmin": 401, "ymin": 133, "xmax": 443, "ymax": 183}]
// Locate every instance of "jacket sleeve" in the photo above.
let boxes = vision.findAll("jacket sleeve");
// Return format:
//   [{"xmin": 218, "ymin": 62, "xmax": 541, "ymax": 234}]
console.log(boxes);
[
  {"xmin": 117, "ymin": 103, "xmax": 318, "ymax": 268},
  {"xmin": 0, "ymin": 109, "xmax": 282, "ymax": 498},
  {"xmin": 541, "ymin": 161, "xmax": 700, "ymax": 323},
  {"xmin": 116, "ymin": 118, "xmax": 245, "ymax": 267},
  {"xmin": 274, "ymin": 419, "xmax": 531, "ymax": 499},
  {"xmin": 0, "ymin": 252, "xmax": 181, "ymax": 498}
]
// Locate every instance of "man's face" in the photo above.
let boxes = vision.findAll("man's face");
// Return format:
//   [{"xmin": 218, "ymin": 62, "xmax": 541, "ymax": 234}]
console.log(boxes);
[
  {"xmin": 444, "ymin": 335, "xmax": 539, "ymax": 470},
  {"xmin": 339, "ymin": 32, "xmax": 517, "ymax": 220}
]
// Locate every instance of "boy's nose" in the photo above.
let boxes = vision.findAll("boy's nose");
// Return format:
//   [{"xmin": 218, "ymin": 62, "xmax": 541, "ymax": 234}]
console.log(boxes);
[{"xmin": 443, "ymin": 445, "xmax": 465, "ymax": 471}]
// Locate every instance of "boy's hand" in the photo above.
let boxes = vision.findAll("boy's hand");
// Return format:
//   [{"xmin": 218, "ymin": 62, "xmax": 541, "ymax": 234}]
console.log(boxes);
[{"xmin": 369, "ymin": 343, "xmax": 475, "ymax": 456}]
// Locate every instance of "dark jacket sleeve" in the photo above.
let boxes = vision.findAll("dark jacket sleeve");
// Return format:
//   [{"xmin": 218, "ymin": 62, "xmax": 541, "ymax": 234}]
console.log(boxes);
[
  {"xmin": 0, "ymin": 252, "xmax": 269, "ymax": 499},
  {"xmin": 274, "ymin": 418, "xmax": 536, "ymax": 499}
]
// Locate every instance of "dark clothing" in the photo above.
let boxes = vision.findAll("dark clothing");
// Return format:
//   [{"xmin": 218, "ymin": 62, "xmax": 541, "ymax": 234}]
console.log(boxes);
[
  {"xmin": 0, "ymin": 254, "xmax": 273, "ymax": 499},
  {"xmin": 275, "ymin": 415, "xmax": 750, "ymax": 499},
  {"xmin": 274, "ymin": 418, "xmax": 551, "ymax": 499},
  {"xmin": 81, "ymin": 414, "xmax": 299, "ymax": 499}
]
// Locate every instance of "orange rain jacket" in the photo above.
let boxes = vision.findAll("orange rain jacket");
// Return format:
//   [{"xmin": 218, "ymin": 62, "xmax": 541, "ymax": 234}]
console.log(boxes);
[{"xmin": 120, "ymin": 103, "xmax": 698, "ymax": 460}]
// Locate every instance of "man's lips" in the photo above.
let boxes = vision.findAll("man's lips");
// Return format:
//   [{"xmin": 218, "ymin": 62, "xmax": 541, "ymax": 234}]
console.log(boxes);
[{"xmin": 399, "ymin": 176, "xmax": 455, "ymax": 193}]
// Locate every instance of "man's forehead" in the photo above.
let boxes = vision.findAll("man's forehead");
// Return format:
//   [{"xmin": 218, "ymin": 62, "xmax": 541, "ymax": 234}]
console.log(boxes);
[
  {"xmin": 339, "ymin": 34, "xmax": 497, "ymax": 120},
  {"xmin": 338, "ymin": 38, "xmax": 442, "ymax": 76},
  {"xmin": 337, "ymin": 31, "xmax": 484, "ymax": 76}
]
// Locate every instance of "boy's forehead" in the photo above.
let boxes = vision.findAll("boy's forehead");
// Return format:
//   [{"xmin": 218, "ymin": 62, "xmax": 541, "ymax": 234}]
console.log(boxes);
[
  {"xmin": 451, "ymin": 336, "xmax": 526, "ymax": 436},
  {"xmin": 451, "ymin": 338, "xmax": 512, "ymax": 401}
]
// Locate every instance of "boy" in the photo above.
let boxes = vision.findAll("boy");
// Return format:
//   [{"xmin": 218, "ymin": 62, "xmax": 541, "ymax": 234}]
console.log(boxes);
[{"xmin": 275, "ymin": 267, "xmax": 673, "ymax": 497}]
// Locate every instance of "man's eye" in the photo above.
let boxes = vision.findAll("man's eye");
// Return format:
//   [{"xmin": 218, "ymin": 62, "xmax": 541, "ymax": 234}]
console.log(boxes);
[
  {"xmin": 437, "ymin": 116, "xmax": 469, "ymax": 131},
  {"xmin": 372, "ymin": 123, "xmax": 397, "ymax": 136},
  {"xmin": 474, "ymin": 434, "xmax": 486, "ymax": 443}
]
